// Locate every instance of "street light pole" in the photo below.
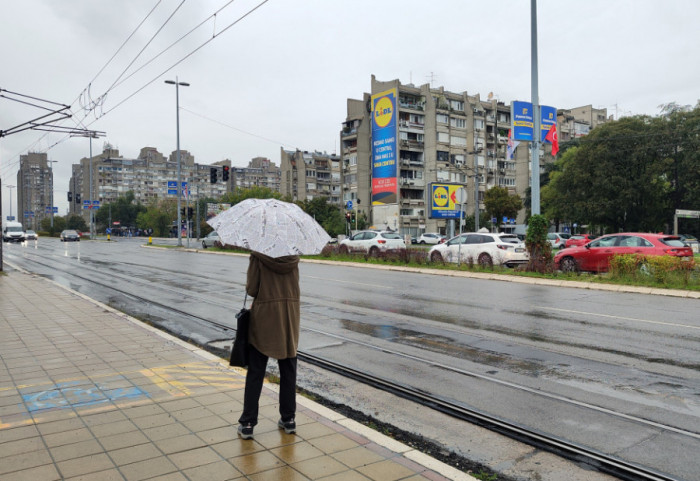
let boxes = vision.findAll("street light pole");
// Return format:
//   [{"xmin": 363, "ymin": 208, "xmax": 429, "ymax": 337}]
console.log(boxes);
[
  {"xmin": 6, "ymin": 185, "xmax": 15, "ymax": 220},
  {"xmin": 70, "ymin": 130, "xmax": 105, "ymax": 239},
  {"xmin": 47, "ymin": 161, "xmax": 57, "ymax": 228},
  {"xmin": 165, "ymin": 77, "xmax": 190, "ymax": 247}
]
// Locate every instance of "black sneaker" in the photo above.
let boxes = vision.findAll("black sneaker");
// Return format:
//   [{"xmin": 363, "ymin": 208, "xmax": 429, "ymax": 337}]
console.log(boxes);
[
  {"xmin": 237, "ymin": 424, "xmax": 254, "ymax": 439},
  {"xmin": 278, "ymin": 418, "xmax": 296, "ymax": 434}
]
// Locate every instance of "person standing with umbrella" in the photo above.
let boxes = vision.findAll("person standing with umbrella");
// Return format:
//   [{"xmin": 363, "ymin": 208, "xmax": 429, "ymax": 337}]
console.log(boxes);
[
  {"xmin": 237, "ymin": 251, "xmax": 300, "ymax": 439},
  {"xmin": 207, "ymin": 198, "xmax": 331, "ymax": 440}
]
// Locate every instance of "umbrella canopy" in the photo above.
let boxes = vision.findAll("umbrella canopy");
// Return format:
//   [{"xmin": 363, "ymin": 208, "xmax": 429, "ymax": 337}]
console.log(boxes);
[{"xmin": 206, "ymin": 198, "xmax": 331, "ymax": 258}]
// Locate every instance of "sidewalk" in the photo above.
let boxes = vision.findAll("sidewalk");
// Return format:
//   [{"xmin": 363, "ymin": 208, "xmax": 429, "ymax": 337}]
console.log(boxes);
[{"xmin": 0, "ymin": 270, "xmax": 471, "ymax": 481}]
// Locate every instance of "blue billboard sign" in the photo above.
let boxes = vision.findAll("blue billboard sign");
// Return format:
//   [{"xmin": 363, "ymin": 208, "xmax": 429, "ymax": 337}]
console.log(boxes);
[
  {"xmin": 511, "ymin": 101, "xmax": 557, "ymax": 142},
  {"xmin": 371, "ymin": 88, "xmax": 398, "ymax": 205}
]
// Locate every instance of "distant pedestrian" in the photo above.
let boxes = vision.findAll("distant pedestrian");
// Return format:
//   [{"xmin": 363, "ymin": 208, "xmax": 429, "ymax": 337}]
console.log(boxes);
[{"xmin": 238, "ymin": 252, "xmax": 300, "ymax": 440}]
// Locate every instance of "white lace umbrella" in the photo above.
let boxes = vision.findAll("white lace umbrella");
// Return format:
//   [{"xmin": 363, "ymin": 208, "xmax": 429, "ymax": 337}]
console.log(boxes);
[{"xmin": 206, "ymin": 198, "xmax": 331, "ymax": 258}]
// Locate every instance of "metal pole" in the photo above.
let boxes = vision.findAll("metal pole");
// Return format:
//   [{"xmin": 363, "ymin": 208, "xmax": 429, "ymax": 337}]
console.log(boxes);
[
  {"xmin": 48, "ymin": 161, "xmax": 57, "ymax": 228},
  {"xmin": 474, "ymin": 171, "xmax": 480, "ymax": 231},
  {"xmin": 7, "ymin": 185, "xmax": 15, "ymax": 219},
  {"xmin": 89, "ymin": 137, "xmax": 93, "ymax": 239},
  {"xmin": 531, "ymin": 0, "xmax": 541, "ymax": 215},
  {"xmin": 176, "ymin": 80, "xmax": 182, "ymax": 247}
]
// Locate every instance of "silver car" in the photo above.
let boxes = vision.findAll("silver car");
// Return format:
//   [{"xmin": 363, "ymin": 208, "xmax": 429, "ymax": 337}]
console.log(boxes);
[
  {"xmin": 429, "ymin": 233, "xmax": 528, "ymax": 267},
  {"xmin": 201, "ymin": 231, "xmax": 221, "ymax": 248}
]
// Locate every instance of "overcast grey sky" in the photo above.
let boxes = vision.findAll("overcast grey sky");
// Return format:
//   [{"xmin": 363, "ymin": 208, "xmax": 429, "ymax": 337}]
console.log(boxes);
[{"xmin": 2, "ymin": 0, "xmax": 699, "ymax": 218}]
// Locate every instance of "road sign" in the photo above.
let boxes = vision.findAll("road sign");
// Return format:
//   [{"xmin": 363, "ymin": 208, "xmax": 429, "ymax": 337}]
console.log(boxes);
[
  {"xmin": 455, "ymin": 187, "xmax": 468, "ymax": 204},
  {"xmin": 676, "ymin": 209, "xmax": 700, "ymax": 219},
  {"xmin": 346, "ymin": 200, "xmax": 353, "ymax": 210}
]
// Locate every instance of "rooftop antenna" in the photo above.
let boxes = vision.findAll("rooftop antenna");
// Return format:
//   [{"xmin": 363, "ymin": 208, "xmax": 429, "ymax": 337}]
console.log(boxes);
[{"xmin": 426, "ymin": 71, "xmax": 437, "ymax": 87}]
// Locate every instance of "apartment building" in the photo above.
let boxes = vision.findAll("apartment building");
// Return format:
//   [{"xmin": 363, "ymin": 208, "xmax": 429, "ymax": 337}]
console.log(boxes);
[
  {"xmin": 232, "ymin": 157, "xmax": 281, "ymax": 192},
  {"xmin": 16, "ymin": 152, "xmax": 55, "ymax": 230},
  {"xmin": 279, "ymin": 149, "xmax": 342, "ymax": 204},
  {"xmin": 342, "ymin": 76, "xmax": 606, "ymax": 237},
  {"xmin": 68, "ymin": 144, "xmax": 230, "ymax": 221}
]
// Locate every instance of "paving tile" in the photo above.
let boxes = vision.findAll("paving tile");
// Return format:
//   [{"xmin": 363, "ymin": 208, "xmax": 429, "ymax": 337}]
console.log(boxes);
[
  {"xmin": 64, "ymin": 468, "xmax": 125, "ymax": 481},
  {"xmin": 90, "ymin": 419, "xmax": 138, "ymax": 438},
  {"xmin": 317, "ymin": 471, "xmax": 372, "ymax": 481},
  {"xmin": 211, "ymin": 439, "xmax": 266, "ymax": 459},
  {"xmin": 42, "ymin": 427, "xmax": 94, "ymax": 448},
  {"xmin": 0, "ymin": 436, "xmax": 45, "ymax": 457},
  {"xmin": 248, "ymin": 465, "xmax": 310, "ymax": 481},
  {"xmin": 331, "ymin": 446, "xmax": 385, "ymax": 469},
  {"xmin": 155, "ymin": 434, "xmax": 207, "ymax": 455},
  {"xmin": 99, "ymin": 430, "xmax": 151, "ymax": 451},
  {"xmin": 56, "ymin": 453, "xmax": 115, "ymax": 478},
  {"xmin": 109, "ymin": 442, "xmax": 162, "ymax": 466},
  {"xmin": 307, "ymin": 433, "xmax": 360, "ymax": 455},
  {"xmin": 50, "ymin": 438, "xmax": 105, "ymax": 462},
  {"xmin": 196, "ymin": 425, "xmax": 238, "ymax": 445},
  {"xmin": 168, "ymin": 446, "xmax": 223, "ymax": 470},
  {"xmin": 37, "ymin": 417, "xmax": 86, "ymax": 435},
  {"xmin": 143, "ymin": 422, "xmax": 191, "ymax": 442},
  {"xmin": 0, "ymin": 462, "xmax": 61, "ymax": 481},
  {"xmin": 270, "ymin": 441, "xmax": 325, "ymax": 464},
  {"xmin": 0, "ymin": 425, "xmax": 39, "ymax": 443},
  {"xmin": 0, "ymin": 447, "xmax": 52, "ymax": 475},
  {"xmin": 229, "ymin": 450, "xmax": 285, "ymax": 475},
  {"xmin": 356, "ymin": 459, "xmax": 416, "ymax": 481},
  {"xmin": 119, "ymin": 456, "xmax": 179, "ymax": 481},
  {"xmin": 181, "ymin": 414, "xmax": 229, "ymax": 432},
  {"xmin": 183, "ymin": 460, "xmax": 243, "ymax": 481},
  {"xmin": 290, "ymin": 455, "xmax": 349, "ymax": 479}
]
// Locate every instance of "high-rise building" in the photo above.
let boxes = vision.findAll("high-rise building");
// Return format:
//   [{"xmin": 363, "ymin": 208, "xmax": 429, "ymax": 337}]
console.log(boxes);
[
  {"xmin": 279, "ymin": 149, "xmax": 341, "ymax": 204},
  {"xmin": 232, "ymin": 157, "xmax": 281, "ymax": 192},
  {"xmin": 17, "ymin": 152, "xmax": 54, "ymax": 230},
  {"xmin": 69, "ymin": 144, "xmax": 229, "ymax": 222},
  {"xmin": 342, "ymin": 76, "xmax": 607, "ymax": 236}
]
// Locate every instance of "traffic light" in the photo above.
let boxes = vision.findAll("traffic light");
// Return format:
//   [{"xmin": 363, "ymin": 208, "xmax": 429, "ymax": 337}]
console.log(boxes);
[
  {"xmin": 210, "ymin": 167, "xmax": 218, "ymax": 184},
  {"xmin": 222, "ymin": 165, "xmax": 230, "ymax": 181},
  {"xmin": 67, "ymin": 192, "xmax": 72, "ymax": 202},
  {"xmin": 181, "ymin": 207, "xmax": 186, "ymax": 218},
  {"xmin": 345, "ymin": 212, "xmax": 351, "ymax": 223},
  {"xmin": 187, "ymin": 207, "xmax": 194, "ymax": 219},
  {"xmin": 75, "ymin": 193, "xmax": 81, "ymax": 203},
  {"xmin": 351, "ymin": 211, "xmax": 356, "ymax": 222}
]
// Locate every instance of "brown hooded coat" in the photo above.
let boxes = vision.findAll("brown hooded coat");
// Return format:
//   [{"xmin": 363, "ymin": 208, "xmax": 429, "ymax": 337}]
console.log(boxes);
[{"xmin": 246, "ymin": 252, "xmax": 300, "ymax": 360}]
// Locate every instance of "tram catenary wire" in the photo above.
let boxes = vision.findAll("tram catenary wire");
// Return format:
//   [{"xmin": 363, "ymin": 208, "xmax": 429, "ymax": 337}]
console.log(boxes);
[{"xmin": 5, "ymin": 252, "xmax": 687, "ymax": 481}]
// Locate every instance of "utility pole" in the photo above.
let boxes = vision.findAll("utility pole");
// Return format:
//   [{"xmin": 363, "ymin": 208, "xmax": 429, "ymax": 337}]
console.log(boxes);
[
  {"xmin": 164, "ymin": 77, "xmax": 190, "ymax": 247},
  {"xmin": 531, "ymin": 0, "xmax": 541, "ymax": 215}
]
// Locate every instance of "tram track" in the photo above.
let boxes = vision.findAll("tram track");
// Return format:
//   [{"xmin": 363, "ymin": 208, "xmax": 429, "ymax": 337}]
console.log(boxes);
[{"xmin": 5, "ymin": 247, "xmax": 694, "ymax": 480}]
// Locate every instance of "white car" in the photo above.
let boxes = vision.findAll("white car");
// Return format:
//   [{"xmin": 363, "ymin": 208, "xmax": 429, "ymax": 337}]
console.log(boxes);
[
  {"xmin": 428, "ymin": 232, "xmax": 529, "ymax": 267},
  {"xmin": 339, "ymin": 230, "xmax": 406, "ymax": 256},
  {"xmin": 547, "ymin": 232, "xmax": 571, "ymax": 249},
  {"xmin": 417, "ymin": 232, "xmax": 444, "ymax": 245},
  {"xmin": 201, "ymin": 231, "xmax": 221, "ymax": 248}
]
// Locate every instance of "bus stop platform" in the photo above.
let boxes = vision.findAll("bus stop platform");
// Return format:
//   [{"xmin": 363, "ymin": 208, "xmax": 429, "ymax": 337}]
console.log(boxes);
[{"xmin": 0, "ymin": 269, "xmax": 471, "ymax": 481}]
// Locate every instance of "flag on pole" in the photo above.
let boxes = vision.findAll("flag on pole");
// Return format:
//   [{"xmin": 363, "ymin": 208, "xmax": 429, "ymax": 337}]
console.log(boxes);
[
  {"xmin": 545, "ymin": 124, "xmax": 559, "ymax": 156},
  {"xmin": 507, "ymin": 129, "xmax": 520, "ymax": 160}
]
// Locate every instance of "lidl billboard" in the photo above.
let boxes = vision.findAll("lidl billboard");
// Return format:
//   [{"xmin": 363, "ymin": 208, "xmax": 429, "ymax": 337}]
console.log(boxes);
[
  {"xmin": 371, "ymin": 88, "xmax": 398, "ymax": 205},
  {"xmin": 511, "ymin": 101, "xmax": 557, "ymax": 141},
  {"xmin": 429, "ymin": 183, "xmax": 464, "ymax": 219}
]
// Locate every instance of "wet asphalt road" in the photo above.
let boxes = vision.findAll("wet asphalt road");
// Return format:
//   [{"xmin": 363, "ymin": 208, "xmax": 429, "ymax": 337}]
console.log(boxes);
[{"xmin": 4, "ymin": 238, "xmax": 700, "ymax": 480}]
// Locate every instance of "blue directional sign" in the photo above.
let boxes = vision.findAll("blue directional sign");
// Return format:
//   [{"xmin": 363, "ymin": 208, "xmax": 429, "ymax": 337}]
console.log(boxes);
[{"xmin": 346, "ymin": 200, "xmax": 353, "ymax": 210}]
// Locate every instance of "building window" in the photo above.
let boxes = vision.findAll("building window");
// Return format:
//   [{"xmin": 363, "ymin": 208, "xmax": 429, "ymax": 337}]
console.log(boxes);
[
  {"xmin": 450, "ymin": 100, "xmax": 464, "ymax": 111},
  {"xmin": 437, "ymin": 151, "xmax": 449, "ymax": 162},
  {"xmin": 450, "ymin": 136, "xmax": 467, "ymax": 147},
  {"xmin": 474, "ymin": 119, "xmax": 485, "ymax": 130},
  {"xmin": 437, "ymin": 132, "xmax": 450, "ymax": 143},
  {"xmin": 437, "ymin": 113, "xmax": 449, "ymax": 124},
  {"xmin": 450, "ymin": 117, "xmax": 466, "ymax": 128}
]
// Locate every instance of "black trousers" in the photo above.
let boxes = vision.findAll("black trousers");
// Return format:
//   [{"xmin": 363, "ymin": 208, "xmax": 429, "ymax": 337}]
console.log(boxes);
[{"xmin": 238, "ymin": 344, "xmax": 297, "ymax": 426}]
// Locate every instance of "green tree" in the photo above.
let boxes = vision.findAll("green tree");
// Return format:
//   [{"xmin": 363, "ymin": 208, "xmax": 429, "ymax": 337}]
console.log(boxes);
[
  {"xmin": 39, "ymin": 216, "xmax": 66, "ymax": 235},
  {"xmin": 525, "ymin": 214, "xmax": 553, "ymax": 272},
  {"xmin": 296, "ymin": 197, "xmax": 345, "ymax": 238},
  {"xmin": 95, "ymin": 191, "xmax": 146, "ymax": 232},
  {"xmin": 220, "ymin": 186, "xmax": 281, "ymax": 206},
  {"xmin": 545, "ymin": 116, "xmax": 672, "ymax": 232},
  {"xmin": 484, "ymin": 186, "xmax": 523, "ymax": 228},
  {"xmin": 136, "ymin": 199, "xmax": 177, "ymax": 237},
  {"xmin": 66, "ymin": 214, "xmax": 89, "ymax": 232}
]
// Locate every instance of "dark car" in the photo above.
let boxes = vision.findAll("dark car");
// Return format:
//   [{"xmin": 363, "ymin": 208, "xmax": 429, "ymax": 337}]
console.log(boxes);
[
  {"xmin": 554, "ymin": 233, "xmax": 692, "ymax": 273},
  {"xmin": 60, "ymin": 230, "xmax": 81, "ymax": 242}
]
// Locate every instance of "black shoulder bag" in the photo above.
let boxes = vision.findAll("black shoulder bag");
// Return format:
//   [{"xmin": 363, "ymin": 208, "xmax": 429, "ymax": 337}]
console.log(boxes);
[{"xmin": 229, "ymin": 294, "xmax": 250, "ymax": 367}]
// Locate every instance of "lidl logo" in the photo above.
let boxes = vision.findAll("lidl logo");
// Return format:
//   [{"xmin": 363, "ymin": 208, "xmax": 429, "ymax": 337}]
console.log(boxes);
[
  {"xmin": 374, "ymin": 96, "xmax": 394, "ymax": 128},
  {"xmin": 433, "ymin": 186, "xmax": 449, "ymax": 207}
]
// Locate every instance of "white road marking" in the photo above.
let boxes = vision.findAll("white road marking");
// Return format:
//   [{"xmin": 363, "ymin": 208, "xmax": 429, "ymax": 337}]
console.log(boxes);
[{"xmin": 537, "ymin": 306, "xmax": 700, "ymax": 330}]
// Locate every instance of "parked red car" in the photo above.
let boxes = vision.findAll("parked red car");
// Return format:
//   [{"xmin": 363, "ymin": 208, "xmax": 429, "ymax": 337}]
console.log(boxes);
[
  {"xmin": 554, "ymin": 233, "xmax": 693, "ymax": 273},
  {"xmin": 564, "ymin": 234, "xmax": 597, "ymax": 249}
]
